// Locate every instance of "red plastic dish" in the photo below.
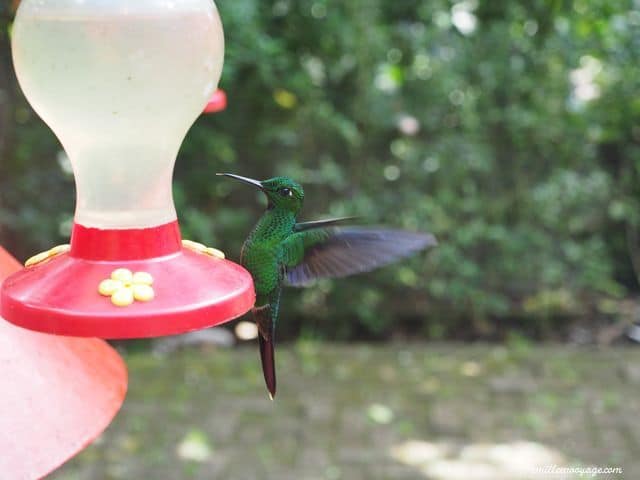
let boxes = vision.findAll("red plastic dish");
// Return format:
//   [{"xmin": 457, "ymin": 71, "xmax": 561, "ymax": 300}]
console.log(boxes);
[
  {"xmin": 0, "ymin": 221, "xmax": 255, "ymax": 338},
  {"xmin": 0, "ymin": 246, "xmax": 128, "ymax": 479}
]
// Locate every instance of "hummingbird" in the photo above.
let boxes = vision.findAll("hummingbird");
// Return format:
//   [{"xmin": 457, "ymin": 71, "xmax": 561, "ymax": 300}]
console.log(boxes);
[{"xmin": 217, "ymin": 173, "xmax": 437, "ymax": 399}]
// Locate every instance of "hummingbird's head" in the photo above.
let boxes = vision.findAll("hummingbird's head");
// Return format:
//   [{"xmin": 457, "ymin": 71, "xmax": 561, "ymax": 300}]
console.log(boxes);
[
  {"xmin": 261, "ymin": 176, "xmax": 305, "ymax": 212},
  {"xmin": 217, "ymin": 174, "xmax": 304, "ymax": 214}
]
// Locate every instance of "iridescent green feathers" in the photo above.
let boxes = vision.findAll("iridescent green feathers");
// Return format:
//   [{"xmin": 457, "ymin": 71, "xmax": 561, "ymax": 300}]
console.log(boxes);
[{"xmin": 218, "ymin": 174, "xmax": 437, "ymax": 399}]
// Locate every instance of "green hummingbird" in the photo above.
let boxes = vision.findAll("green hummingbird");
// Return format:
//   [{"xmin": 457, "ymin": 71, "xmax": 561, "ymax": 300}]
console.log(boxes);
[{"xmin": 217, "ymin": 173, "xmax": 437, "ymax": 399}]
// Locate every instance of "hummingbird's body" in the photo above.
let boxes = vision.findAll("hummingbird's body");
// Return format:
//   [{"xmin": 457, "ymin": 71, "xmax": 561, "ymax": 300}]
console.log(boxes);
[
  {"xmin": 218, "ymin": 174, "xmax": 437, "ymax": 399},
  {"xmin": 240, "ymin": 207, "xmax": 294, "ymax": 398}
]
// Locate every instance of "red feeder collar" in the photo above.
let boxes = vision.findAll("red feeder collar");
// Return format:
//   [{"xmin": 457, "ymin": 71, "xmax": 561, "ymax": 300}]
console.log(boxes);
[
  {"xmin": 0, "ymin": 246, "xmax": 128, "ymax": 479},
  {"xmin": 70, "ymin": 221, "xmax": 182, "ymax": 260}
]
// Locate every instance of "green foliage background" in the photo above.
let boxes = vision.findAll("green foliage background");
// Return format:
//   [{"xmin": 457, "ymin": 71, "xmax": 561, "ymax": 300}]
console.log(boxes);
[{"xmin": 1, "ymin": 0, "xmax": 639, "ymax": 340}]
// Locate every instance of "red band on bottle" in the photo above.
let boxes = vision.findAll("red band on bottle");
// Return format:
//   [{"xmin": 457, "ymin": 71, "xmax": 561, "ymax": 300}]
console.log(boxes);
[{"xmin": 70, "ymin": 221, "xmax": 182, "ymax": 261}]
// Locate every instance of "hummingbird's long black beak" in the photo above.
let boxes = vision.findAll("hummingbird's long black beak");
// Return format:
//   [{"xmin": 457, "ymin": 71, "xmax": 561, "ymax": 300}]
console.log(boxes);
[{"xmin": 216, "ymin": 173, "xmax": 264, "ymax": 190}]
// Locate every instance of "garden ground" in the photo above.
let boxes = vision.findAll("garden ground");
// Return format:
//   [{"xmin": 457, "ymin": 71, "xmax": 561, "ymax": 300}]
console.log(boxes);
[{"xmin": 51, "ymin": 343, "xmax": 639, "ymax": 480}]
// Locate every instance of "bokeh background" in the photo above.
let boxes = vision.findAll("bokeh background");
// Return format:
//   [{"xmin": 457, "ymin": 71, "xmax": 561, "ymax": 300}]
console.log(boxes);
[{"xmin": 1, "ymin": 0, "xmax": 640, "ymax": 479}]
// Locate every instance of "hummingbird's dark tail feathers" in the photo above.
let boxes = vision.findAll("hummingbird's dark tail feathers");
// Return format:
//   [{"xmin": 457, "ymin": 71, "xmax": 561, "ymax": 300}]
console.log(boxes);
[
  {"xmin": 253, "ymin": 304, "xmax": 277, "ymax": 399},
  {"xmin": 259, "ymin": 334, "xmax": 276, "ymax": 400}
]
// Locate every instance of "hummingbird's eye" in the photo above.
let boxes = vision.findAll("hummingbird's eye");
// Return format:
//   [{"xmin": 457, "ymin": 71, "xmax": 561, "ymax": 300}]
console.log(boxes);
[{"xmin": 279, "ymin": 188, "xmax": 292, "ymax": 197}]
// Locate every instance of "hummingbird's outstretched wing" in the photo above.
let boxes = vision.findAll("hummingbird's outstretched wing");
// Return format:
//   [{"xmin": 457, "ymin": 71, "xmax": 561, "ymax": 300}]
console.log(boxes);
[{"xmin": 282, "ymin": 227, "xmax": 437, "ymax": 287}]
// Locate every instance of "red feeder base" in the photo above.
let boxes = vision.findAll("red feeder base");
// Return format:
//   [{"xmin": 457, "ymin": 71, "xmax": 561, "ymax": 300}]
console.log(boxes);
[
  {"xmin": 0, "ymin": 246, "xmax": 128, "ymax": 479},
  {"xmin": 0, "ymin": 221, "xmax": 255, "ymax": 338}
]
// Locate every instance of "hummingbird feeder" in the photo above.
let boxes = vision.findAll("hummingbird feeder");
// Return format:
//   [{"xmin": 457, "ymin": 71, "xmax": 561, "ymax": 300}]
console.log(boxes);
[
  {"xmin": 0, "ymin": 246, "xmax": 128, "ymax": 479},
  {"xmin": 1, "ymin": 0, "xmax": 255, "ymax": 338}
]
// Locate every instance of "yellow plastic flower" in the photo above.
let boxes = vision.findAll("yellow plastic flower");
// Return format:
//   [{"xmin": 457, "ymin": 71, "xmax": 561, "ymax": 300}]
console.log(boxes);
[
  {"xmin": 182, "ymin": 239, "xmax": 225, "ymax": 259},
  {"xmin": 98, "ymin": 268, "xmax": 155, "ymax": 307},
  {"xmin": 25, "ymin": 244, "xmax": 71, "ymax": 267}
]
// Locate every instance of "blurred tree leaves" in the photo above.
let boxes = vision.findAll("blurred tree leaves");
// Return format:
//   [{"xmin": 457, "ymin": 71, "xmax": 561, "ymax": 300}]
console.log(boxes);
[{"xmin": 1, "ymin": 0, "xmax": 639, "ymax": 340}]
